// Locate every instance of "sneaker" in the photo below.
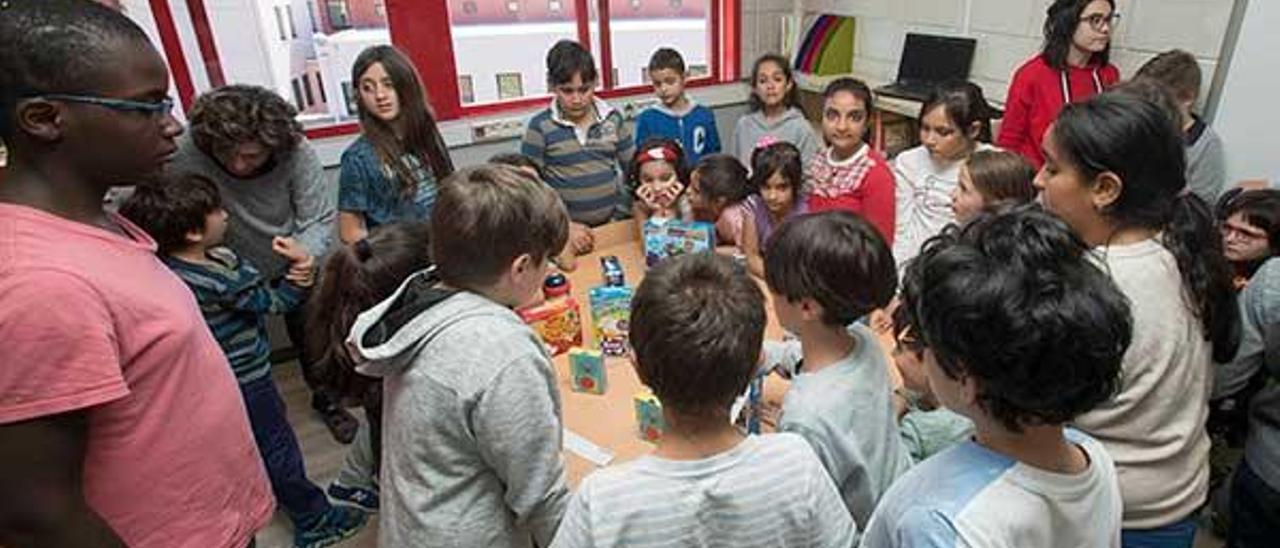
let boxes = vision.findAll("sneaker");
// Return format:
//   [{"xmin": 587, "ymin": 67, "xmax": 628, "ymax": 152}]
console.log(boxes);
[
  {"xmin": 327, "ymin": 482, "xmax": 379, "ymax": 513},
  {"xmin": 294, "ymin": 506, "xmax": 366, "ymax": 548}
]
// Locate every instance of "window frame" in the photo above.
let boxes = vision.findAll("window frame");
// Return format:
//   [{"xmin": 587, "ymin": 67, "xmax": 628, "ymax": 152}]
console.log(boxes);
[{"xmin": 150, "ymin": 0, "xmax": 740, "ymax": 140}]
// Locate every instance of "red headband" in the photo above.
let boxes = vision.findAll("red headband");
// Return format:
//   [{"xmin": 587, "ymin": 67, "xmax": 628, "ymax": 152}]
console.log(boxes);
[{"xmin": 634, "ymin": 144, "xmax": 680, "ymax": 168}]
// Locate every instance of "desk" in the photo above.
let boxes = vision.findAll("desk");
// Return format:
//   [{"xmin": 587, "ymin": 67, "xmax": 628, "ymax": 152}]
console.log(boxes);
[{"xmin": 553, "ymin": 220, "xmax": 895, "ymax": 485}]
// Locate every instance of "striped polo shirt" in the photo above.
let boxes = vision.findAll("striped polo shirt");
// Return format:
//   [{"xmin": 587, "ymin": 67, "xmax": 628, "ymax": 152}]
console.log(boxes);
[
  {"xmin": 521, "ymin": 97, "xmax": 634, "ymax": 226},
  {"xmin": 164, "ymin": 247, "xmax": 305, "ymax": 384}
]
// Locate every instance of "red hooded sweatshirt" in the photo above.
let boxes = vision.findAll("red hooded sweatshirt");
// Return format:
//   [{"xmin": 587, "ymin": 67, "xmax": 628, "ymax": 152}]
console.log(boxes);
[{"xmin": 997, "ymin": 54, "xmax": 1120, "ymax": 167}]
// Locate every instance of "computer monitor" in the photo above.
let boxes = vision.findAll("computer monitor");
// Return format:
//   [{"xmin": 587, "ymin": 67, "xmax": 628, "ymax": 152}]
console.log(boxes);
[{"xmin": 896, "ymin": 33, "xmax": 977, "ymax": 86}]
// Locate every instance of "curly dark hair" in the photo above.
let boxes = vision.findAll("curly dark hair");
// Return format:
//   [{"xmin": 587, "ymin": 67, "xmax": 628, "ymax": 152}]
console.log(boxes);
[
  {"xmin": 188, "ymin": 84, "xmax": 302, "ymax": 158},
  {"xmin": 901, "ymin": 205, "xmax": 1131, "ymax": 432}
]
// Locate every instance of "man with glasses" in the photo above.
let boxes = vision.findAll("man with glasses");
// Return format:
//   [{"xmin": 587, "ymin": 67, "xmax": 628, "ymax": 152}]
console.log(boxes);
[{"xmin": 0, "ymin": 1, "xmax": 273, "ymax": 547}]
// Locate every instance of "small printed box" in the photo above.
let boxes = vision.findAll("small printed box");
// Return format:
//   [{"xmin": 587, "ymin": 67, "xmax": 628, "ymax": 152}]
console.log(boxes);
[
  {"xmin": 589, "ymin": 285, "xmax": 633, "ymax": 357},
  {"xmin": 600, "ymin": 255, "xmax": 626, "ymax": 287},
  {"xmin": 517, "ymin": 297, "xmax": 583, "ymax": 356},
  {"xmin": 642, "ymin": 217, "xmax": 716, "ymax": 268},
  {"xmin": 634, "ymin": 391, "xmax": 665, "ymax": 443},
  {"xmin": 568, "ymin": 347, "xmax": 607, "ymax": 395}
]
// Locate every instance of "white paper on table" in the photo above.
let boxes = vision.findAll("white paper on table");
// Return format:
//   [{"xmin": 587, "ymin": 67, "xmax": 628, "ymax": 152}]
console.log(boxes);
[{"xmin": 564, "ymin": 428, "xmax": 615, "ymax": 467}]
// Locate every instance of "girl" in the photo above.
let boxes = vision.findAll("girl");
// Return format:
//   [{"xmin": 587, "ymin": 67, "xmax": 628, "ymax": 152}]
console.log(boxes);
[
  {"xmin": 807, "ymin": 77, "xmax": 896, "ymax": 244},
  {"xmin": 1036, "ymin": 92, "xmax": 1239, "ymax": 545},
  {"xmin": 1218, "ymin": 188, "xmax": 1280, "ymax": 287},
  {"xmin": 729, "ymin": 54, "xmax": 820, "ymax": 169},
  {"xmin": 308, "ymin": 222, "xmax": 434, "ymax": 514},
  {"xmin": 892, "ymin": 81, "xmax": 995, "ymax": 266},
  {"xmin": 999, "ymin": 0, "xmax": 1121, "ymax": 167},
  {"xmin": 740, "ymin": 141, "xmax": 807, "ymax": 278},
  {"xmin": 686, "ymin": 154, "xmax": 753, "ymax": 246},
  {"xmin": 630, "ymin": 137, "xmax": 690, "ymax": 227},
  {"xmin": 950, "ymin": 149, "xmax": 1038, "ymax": 224},
  {"xmin": 339, "ymin": 45, "xmax": 454, "ymax": 244}
]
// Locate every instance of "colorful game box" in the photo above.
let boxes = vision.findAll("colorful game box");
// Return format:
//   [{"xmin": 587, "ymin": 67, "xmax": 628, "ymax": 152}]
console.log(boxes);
[
  {"xmin": 634, "ymin": 391, "xmax": 665, "ymax": 442},
  {"xmin": 568, "ymin": 347, "xmax": 607, "ymax": 395},
  {"xmin": 517, "ymin": 273, "xmax": 582, "ymax": 356},
  {"xmin": 642, "ymin": 217, "xmax": 716, "ymax": 267},
  {"xmin": 588, "ymin": 285, "xmax": 633, "ymax": 357}
]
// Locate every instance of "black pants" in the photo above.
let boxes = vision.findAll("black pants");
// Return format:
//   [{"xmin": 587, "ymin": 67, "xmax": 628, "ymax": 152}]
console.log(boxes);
[
  {"xmin": 283, "ymin": 300, "xmax": 337, "ymax": 412},
  {"xmin": 1229, "ymin": 458, "xmax": 1280, "ymax": 547}
]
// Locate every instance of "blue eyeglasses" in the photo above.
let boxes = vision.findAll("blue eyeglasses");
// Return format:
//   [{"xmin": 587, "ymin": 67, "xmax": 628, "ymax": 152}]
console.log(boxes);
[{"xmin": 37, "ymin": 94, "xmax": 176, "ymax": 117}]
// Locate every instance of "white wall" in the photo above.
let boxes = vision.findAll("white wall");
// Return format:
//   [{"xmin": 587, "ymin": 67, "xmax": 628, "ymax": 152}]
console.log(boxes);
[
  {"xmin": 741, "ymin": 0, "xmax": 798, "ymax": 74},
  {"xmin": 795, "ymin": 0, "xmax": 1235, "ymax": 107},
  {"xmin": 1214, "ymin": 0, "xmax": 1280, "ymax": 184}
]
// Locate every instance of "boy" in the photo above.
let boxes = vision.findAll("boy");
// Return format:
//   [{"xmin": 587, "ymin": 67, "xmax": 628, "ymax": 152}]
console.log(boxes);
[
  {"xmin": 0, "ymin": 1, "xmax": 272, "ymax": 546},
  {"xmin": 762, "ymin": 211, "xmax": 911, "ymax": 529},
  {"xmin": 552, "ymin": 253, "xmax": 856, "ymax": 547},
  {"xmin": 119, "ymin": 176, "xmax": 367, "ymax": 548},
  {"xmin": 860, "ymin": 207, "xmax": 1129, "ymax": 547},
  {"xmin": 634, "ymin": 47, "xmax": 721, "ymax": 168},
  {"xmin": 522, "ymin": 40, "xmax": 634, "ymax": 256},
  {"xmin": 346, "ymin": 164, "xmax": 571, "ymax": 547},
  {"xmin": 1136, "ymin": 50, "xmax": 1226, "ymax": 204}
]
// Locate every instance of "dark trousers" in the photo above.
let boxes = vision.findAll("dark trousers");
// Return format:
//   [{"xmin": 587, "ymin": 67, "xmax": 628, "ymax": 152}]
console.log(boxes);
[
  {"xmin": 241, "ymin": 375, "xmax": 331, "ymax": 528},
  {"xmin": 1229, "ymin": 458, "xmax": 1280, "ymax": 547},
  {"xmin": 284, "ymin": 302, "xmax": 336, "ymax": 412}
]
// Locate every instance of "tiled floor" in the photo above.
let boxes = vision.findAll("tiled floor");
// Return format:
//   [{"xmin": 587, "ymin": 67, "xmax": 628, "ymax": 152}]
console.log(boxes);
[{"xmin": 257, "ymin": 360, "xmax": 1228, "ymax": 548}]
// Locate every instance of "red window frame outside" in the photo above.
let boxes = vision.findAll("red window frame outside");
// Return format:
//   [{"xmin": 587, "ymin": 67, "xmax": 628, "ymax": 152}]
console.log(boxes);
[{"xmin": 151, "ymin": 0, "xmax": 741, "ymax": 141}]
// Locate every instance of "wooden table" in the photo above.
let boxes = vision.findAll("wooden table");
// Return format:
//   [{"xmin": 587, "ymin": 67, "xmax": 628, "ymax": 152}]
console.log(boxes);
[{"xmin": 552, "ymin": 220, "xmax": 791, "ymax": 485}]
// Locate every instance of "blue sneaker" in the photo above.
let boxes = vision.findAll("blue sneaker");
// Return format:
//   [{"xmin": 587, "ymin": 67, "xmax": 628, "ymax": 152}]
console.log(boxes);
[
  {"xmin": 327, "ymin": 482, "xmax": 379, "ymax": 512},
  {"xmin": 294, "ymin": 506, "xmax": 366, "ymax": 548}
]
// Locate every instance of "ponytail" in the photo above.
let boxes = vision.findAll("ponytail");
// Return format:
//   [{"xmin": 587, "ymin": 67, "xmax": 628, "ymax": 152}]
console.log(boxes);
[
  {"xmin": 1163, "ymin": 193, "xmax": 1241, "ymax": 363},
  {"xmin": 307, "ymin": 222, "xmax": 433, "ymax": 401}
]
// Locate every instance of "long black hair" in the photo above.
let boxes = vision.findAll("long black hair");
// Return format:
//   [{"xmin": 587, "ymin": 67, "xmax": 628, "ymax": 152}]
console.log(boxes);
[
  {"xmin": 351, "ymin": 45, "xmax": 454, "ymax": 196},
  {"xmin": 1042, "ymin": 0, "xmax": 1114, "ymax": 71},
  {"xmin": 1052, "ymin": 92, "xmax": 1239, "ymax": 362}
]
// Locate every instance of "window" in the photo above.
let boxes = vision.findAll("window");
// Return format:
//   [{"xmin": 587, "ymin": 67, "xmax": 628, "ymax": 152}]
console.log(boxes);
[
  {"xmin": 274, "ymin": 7, "xmax": 288, "ymax": 41},
  {"xmin": 459, "ymin": 75, "xmax": 476, "ymax": 104},
  {"xmin": 291, "ymin": 78, "xmax": 305, "ymax": 110},
  {"xmin": 286, "ymin": 5, "xmax": 298, "ymax": 38},
  {"xmin": 148, "ymin": 0, "xmax": 738, "ymax": 134},
  {"xmin": 496, "ymin": 73, "xmax": 524, "ymax": 100}
]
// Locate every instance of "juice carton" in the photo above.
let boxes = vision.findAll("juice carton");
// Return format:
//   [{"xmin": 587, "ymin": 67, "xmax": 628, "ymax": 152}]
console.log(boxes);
[
  {"xmin": 634, "ymin": 391, "xmax": 665, "ymax": 442},
  {"xmin": 568, "ymin": 347, "xmax": 607, "ymax": 395}
]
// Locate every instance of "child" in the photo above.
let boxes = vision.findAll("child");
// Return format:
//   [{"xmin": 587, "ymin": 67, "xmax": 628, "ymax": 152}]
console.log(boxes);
[
  {"xmin": 808, "ymin": 77, "xmax": 896, "ymax": 244},
  {"xmin": 893, "ymin": 81, "xmax": 995, "ymax": 266},
  {"xmin": 0, "ymin": 2, "xmax": 271, "ymax": 545},
  {"xmin": 950, "ymin": 149, "xmax": 1038, "ymax": 224},
  {"xmin": 861, "ymin": 206, "xmax": 1129, "ymax": 547},
  {"xmin": 1136, "ymin": 49, "xmax": 1226, "ymax": 203},
  {"xmin": 522, "ymin": 39, "xmax": 633, "ymax": 256},
  {"xmin": 740, "ymin": 141, "xmax": 808, "ymax": 277},
  {"xmin": 552, "ymin": 253, "xmax": 856, "ymax": 547},
  {"xmin": 762, "ymin": 211, "xmax": 911, "ymax": 528},
  {"xmin": 888, "ymin": 304, "xmax": 974, "ymax": 463},
  {"xmin": 340, "ymin": 45, "xmax": 455, "ymax": 244},
  {"xmin": 1218, "ymin": 188, "xmax": 1280, "ymax": 287},
  {"xmin": 629, "ymin": 137, "xmax": 690, "ymax": 227},
  {"xmin": 730, "ymin": 53, "xmax": 820, "ymax": 169},
  {"xmin": 119, "ymin": 175, "xmax": 368, "ymax": 547},
  {"xmin": 308, "ymin": 222, "xmax": 434, "ymax": 515},
  {"xmin": 1038, "ymin": 92, "xmax": 1239, "ymax": 542},
  {"xmin": 346, "ymin": 164, "xmax": 570, "ymax": 547},
  {"xmin": 687, "ymin": 153, "xmax": 753, "ymax": 245},
  {"xmin": 634, "ymin": 47, "xmax": 721, "ymax": 167}
]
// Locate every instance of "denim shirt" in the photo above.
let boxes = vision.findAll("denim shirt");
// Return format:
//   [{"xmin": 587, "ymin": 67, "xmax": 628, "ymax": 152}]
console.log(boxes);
[{"xmin": 339, "ymin": 135, "xmax": 439, "ymax": 228}]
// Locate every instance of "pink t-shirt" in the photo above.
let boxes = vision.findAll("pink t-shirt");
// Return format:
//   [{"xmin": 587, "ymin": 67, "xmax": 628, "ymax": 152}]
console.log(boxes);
[{"xmin": 0, "ymin": 204, "xmax": 273, "ymax": 547}]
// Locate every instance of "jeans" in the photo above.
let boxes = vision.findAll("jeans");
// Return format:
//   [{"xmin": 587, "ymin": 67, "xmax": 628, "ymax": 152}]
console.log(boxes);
[
  {"xmin": 1121, "ymin": 514, "xmax": 1197, "ymax": 548},
  {"xmin": 241, "ymin": 376, "xmax": 331, "ymax": 528},
  {"xmin": 1229, "ymin": 458, "xmax": 1280, "ymax": 547}
]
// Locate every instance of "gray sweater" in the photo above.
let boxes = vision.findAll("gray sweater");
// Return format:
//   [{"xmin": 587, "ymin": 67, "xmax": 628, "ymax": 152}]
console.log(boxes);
[
  {"xmin": 1215, "ymin": 258, "xmax": 1280, "ymax": 494},
  {"xmin": 730, "ymin": 107, "xmax": 821, "ymax": 172},
  {"xmin": 167, "ymin": 133, "xmax": 336, "ymax": 277},
  {"xmin": 1186, "ymin": 116, "xmax": 1227, "ymax": 204},
  {"xmin": 350, "ymin": 272, "xmax": 570, "ymax": 548}
]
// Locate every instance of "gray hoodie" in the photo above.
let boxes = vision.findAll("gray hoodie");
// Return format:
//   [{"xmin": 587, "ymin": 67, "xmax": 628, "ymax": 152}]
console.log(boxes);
[
  {"xmin": 349, "ymin": 271, "xmax": 569, "ymax": 547},
  {"xmin": 729, "ymin": 107, "xmax": 821, "ymax": 172}
]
